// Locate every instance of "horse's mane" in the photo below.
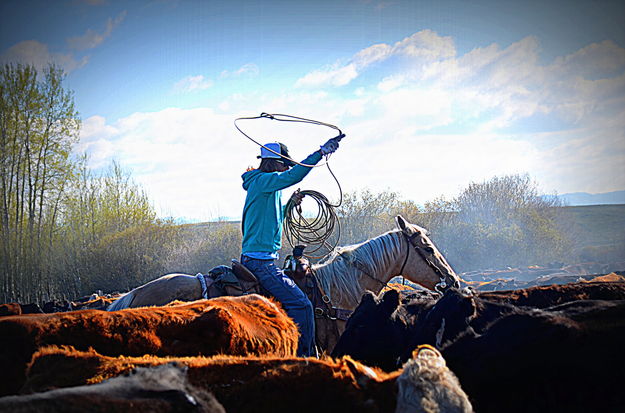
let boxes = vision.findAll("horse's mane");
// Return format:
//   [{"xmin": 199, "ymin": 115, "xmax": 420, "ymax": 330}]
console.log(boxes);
[{"xmin": 313, "ymin": 229, "xmax": 403, "ymax": 304}]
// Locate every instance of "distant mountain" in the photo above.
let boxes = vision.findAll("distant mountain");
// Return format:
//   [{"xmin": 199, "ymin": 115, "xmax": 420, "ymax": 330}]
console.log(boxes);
[{"xmin": 556, "ymin": 190, "xmax": 625, "ymax": 206}]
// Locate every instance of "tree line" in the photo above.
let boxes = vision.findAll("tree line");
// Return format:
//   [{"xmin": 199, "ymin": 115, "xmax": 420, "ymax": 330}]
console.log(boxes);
[
  {"xmin": 0, "ymin": 64, "xmax": 174, "ymax": 302},
  {"xmin": 1, "ymin": 64, "xmax": 79, "ymax": 302},
  {"xmin": 0, "ymin": 63, "xmax": 597, "ymax": 304}
]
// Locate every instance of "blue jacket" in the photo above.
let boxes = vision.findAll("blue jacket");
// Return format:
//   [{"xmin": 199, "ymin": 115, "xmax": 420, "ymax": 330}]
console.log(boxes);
[{"xmin": 241, "ymin": 151, "xmax": 322, "ymax": 255}]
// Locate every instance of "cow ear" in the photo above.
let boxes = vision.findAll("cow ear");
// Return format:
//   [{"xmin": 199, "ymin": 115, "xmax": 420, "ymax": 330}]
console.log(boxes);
[
  {"xmin": 360, "ymin": 291, "xmax": 377, "ymax": 307},
  {"xmin": 380, "ymin": 289, "xmax": 400, "ymax": 313},
  {"xmin": 344, "ymin": 356, "xmax": 380, "ymax": 388}
]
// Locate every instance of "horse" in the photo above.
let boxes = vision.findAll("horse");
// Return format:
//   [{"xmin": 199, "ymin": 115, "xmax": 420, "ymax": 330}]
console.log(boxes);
[{"xmin": 108, "ymin": 215, "xmax": 460, "ymax": 352}]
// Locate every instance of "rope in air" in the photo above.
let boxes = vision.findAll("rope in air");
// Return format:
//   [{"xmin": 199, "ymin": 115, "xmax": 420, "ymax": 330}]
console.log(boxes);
[{"xmin": 234, "ymin": 113, "xmax": 344, "ymax": 256}]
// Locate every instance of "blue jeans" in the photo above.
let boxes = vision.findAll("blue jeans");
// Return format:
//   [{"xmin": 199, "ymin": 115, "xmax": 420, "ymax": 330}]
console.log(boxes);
[{"xmin": 240, "ymin": 255, "xmax": 315, "ymax": 357}]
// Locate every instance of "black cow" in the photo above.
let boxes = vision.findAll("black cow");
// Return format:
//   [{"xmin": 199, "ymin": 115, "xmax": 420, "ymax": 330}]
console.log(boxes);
[
  {"xmin": 478, "ymin": 281, "xmax": 625, "ymax": 307},
  {"xmin": 440, "ymin": 298, "xmax": 625, "ymax": 412},
  {"xmin": 334, "ymin": 282, "xmax": 625, "ymax": 370},
  {"xmin": 332, "ymin": 288, "xmax": 516, "ymax": 371},
  {"xmin": 334, "ymin": 285, "xmax": 625, "ymax": 413}
]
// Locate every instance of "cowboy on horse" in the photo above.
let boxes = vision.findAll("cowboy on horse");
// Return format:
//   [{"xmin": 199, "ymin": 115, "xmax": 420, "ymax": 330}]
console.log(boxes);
[{"xmin": 239, "ymin": 138, "xmax": 341, "ymax": 357}]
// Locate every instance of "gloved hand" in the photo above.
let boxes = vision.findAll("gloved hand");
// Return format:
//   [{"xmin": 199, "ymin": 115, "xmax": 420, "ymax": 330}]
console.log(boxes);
[
  {"xmin": 319, "ymin": 137, "xmax": 340, "ymax": 155},
  {"xmin": 290, "ymin": 189, "xmax": 304, "ymax": 206}
]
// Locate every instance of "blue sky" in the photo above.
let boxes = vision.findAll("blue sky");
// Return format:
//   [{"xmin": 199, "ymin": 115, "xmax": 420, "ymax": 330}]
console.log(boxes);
[{"xmin": 2, "ymin": 0, "xmax": 624, "ymax": 220}]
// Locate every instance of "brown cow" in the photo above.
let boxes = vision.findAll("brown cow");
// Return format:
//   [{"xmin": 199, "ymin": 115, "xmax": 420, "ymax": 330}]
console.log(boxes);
[
  {"xmin": 0, "ymin": 363, "xmax": 225, "ymax": 413},
  {"xmin": 0, "ymin": 294, "xmax": 298, "ymax": 396},
  {"xmin": 0, "ymin": 302, "xmax": 22, "ymax": 316},
  {"xmin": 0, "ymin": 302, "xmax": 44, "ymax": 316},
  {"xmin": 70, "ymin": 295, "xmax": 118, "ymax": 311},
  {"xmin": 22, "ymin": 345, "xmax": 473, "ymax": 413}
]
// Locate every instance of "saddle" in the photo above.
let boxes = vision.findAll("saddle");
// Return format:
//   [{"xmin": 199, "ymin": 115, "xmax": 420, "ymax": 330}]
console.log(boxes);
[
  {"xmin": 200, "ymin": 260, "xmax": 262, "ymax": 299},
  {"xmin": 201, "ymin": 253, "xmax": 351, "ymax": 323},
  {"xmin": 200, "ymin": 250, "xmax": 350, "ymax": 353}
]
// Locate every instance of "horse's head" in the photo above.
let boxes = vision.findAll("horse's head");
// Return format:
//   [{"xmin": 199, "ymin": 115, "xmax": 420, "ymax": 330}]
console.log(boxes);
[{"xmin": 395, "ymin": 215, "xmax": 460, "ymax": 292}]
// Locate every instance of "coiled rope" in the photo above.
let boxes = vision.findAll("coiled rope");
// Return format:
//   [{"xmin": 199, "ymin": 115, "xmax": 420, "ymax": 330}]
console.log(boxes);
[
  {"xmin": 283, "ymin": 187, "xmax": 341, "ymax": 257},
  {"xmin": 234, "ymin": 113, "xmax": 344, "ymax": 256}
]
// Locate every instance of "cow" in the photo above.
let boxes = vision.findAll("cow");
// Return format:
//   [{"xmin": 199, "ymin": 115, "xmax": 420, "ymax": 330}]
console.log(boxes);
[
  {"xmin": 395, "ymin": 345, "xmax": 473, "ymax": 413},
  {"xmin": 478, "ymin": 281, "xmax": 625, "ymax": 307},
  {"xmin": 0, "ymin": 294, "xmax": 298, "ymax": 396},
  {"xmin": 1, "ymin": 295, "xmax": 115, "ymax": 317},
  {"xmin": 439, "ymin": 298, "xmax": 625, "ymax": 413},
  {"xmin": 42, "ymin": 299, "xmax": 72, "ymax": 313},
  {"xmin": 0, "ymin": 302, "xmax": 23, "ymax": 317},
  {"xmin": 70, "ymin": 295, "xmax": 118, "ymax": 311},
  {"xmin": 333, "ymin": 285, "xmax": 625, "ymax": 412},
  {"xmin": 331, "ymin": 287, "xmax": 503, "ymax": 372},
  {"xmin": 0, "ymin": 302, "xmax": 44, "ymax": 316},
  {"xmin": 21, "ymin": 344, "xmax": 473, "ymax": 413},
  {"xmin": 0, "ymin": 363, "xmax": 225, "ymax": 413},
  {"xmin": 333, "ymin": 282, "xmax": 625, "ymax": 370}
]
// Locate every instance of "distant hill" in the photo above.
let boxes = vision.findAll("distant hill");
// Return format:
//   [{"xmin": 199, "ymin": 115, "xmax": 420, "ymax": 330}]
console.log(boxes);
[{"xmin": 556, "ymin": 190, "xmax": 625, "ymax": 206}]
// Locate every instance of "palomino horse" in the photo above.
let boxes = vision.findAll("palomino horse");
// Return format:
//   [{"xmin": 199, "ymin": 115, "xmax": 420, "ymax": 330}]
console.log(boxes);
[{"xmin": 108, "ymin": 216, "xmax": 460, "ymax": 351}]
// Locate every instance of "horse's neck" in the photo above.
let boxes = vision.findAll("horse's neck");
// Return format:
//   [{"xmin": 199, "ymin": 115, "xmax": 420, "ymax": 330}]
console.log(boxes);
[{"xmin": 313, "ymin": 231, "xmax": 405, "ymax": 309}]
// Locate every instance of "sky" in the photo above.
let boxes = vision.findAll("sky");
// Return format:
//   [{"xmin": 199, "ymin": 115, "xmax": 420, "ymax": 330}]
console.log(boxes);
[{"xmin": 1, "ymin": 0, "xmax": 624, "ymax": 221}]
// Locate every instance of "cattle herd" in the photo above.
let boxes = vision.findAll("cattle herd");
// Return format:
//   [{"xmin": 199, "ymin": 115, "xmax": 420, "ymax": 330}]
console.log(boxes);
[{"xmin": 1, "ymin": 281, "xmax": 624, "ymax": 412}]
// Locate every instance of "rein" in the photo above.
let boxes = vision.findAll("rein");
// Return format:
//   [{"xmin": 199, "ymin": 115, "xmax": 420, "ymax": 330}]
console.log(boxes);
[
  {"xmin": 309, "ymin": 269, "xmax": 353, "ymax": 322},
  {"xmin": 338, "ymin": 251, "xmax": 390, "ymax": 290}
]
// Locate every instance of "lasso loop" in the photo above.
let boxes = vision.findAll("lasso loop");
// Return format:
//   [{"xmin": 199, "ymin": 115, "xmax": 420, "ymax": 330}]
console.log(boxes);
[{"xmin": 234, "ymin": 113, "xmax": 343, "ymax": 168}]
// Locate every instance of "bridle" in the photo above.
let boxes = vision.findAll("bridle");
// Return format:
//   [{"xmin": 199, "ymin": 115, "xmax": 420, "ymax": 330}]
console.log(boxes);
[{"xmin": 400, "ymin": 231, "xmax": 459, "ymax": 293}]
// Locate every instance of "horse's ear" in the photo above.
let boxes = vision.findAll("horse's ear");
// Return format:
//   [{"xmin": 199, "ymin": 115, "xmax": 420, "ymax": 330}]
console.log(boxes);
[{"xmin": 396, "ymin": 215, "xmax": 408, "ymax": 231}]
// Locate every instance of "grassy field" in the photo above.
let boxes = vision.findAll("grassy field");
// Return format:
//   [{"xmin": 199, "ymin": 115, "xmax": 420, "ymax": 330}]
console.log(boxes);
[
  {"xmin": 560, "ymin": 204, "xmax": 625, "ymax": 247},
  {"xmin": 554, "ymin": 204, "xmax": 624, "ymax": 264}
]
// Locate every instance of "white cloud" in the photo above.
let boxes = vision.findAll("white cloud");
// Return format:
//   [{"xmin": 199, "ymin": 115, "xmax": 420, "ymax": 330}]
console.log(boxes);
[
  {"xmin": 220, "ymin": 63, "xmax": 260, "ymax": 78},
  {"xmin": 377, "ymin": 75, "xmax": 404, "ymax": 92},
  {"xmin": 1, "ymin": 12, "xmax": 125, "ymax": 74},
  {"xmin": 352, "ymin": 43, "xmax": 393, "ymax": 66},
  {"xmin": 75, "ymin": 116, "xmax": 119, "ymax": 168},
  {"xmin": 173, "ymin": 75, "xmax": 213, "ymax": 92},
  {"xmin": 67, "ymin": 11, "xmax": 127, "ymax": 50},
  {"xmin": 77, "ymin": 109, "xmax": 244, "ymax": 220},
  {"xmin": 551, "ymin": 40, "xmax": 625, "ymax": 79},
  {"xmin": 296, "ymin": 30, "xmax": 455, "ymax": 88},
  {"xmin": 0, "ymin": 40, "xmax": 89, "ymax": 73},
  {"xmin": 77, "ymin": 30, "xmax": 625, "ymax": 220},
  {"xmin": 392, "ymin": 30, "xmax": 455, "ymax": 60},
  {"xmin": 295, "ymin": 64, "xmax": 359, "ymax": 88},
  {"xmin": 530, "ymin": 116, "xmax": 625, "ymax": 194}
]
